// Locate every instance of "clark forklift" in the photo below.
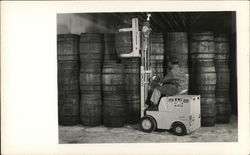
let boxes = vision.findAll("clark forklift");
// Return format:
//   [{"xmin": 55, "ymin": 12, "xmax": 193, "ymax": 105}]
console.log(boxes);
[{"xmin": 118, "ymin": 14, "xmax": 201, "ymax": 136}]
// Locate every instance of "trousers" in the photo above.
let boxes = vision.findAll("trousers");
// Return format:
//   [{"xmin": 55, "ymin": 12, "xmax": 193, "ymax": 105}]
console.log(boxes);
[{"xmin": 150, "ymin": 84, "xmax": 178, "ymax": 105}]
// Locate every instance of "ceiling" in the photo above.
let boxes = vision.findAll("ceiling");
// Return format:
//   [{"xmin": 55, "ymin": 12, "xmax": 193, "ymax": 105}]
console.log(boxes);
[{"xmin": 78, "ymin": 12, "xmax": 236, "ymax": 34}]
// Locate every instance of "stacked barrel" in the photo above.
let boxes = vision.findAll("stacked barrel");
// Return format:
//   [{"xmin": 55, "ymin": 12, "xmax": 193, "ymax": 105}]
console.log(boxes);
[
  {"xmin": 58, "ymin": 29, "xmax": 233, "ymax": 127},
  {"xmin": 166, "ymin": 32, "xmax": 189, "ymax": 73},
  {"xmin": 166, "ymin": 32, "xmax": 189, "ymax": 94},
  {"xmin": 150, "ymin": 33, "xmax": 166, "ymax": 77},
  {"xmin": 115, "ymin": 31, "xmax": 132, "ymax": 57},
  {"xmin": 190, "ymin": 32, "xmax": 217, "ymax": 126},
  {"xmin": 79, "ymin": 33, "xmax": 103, "ymax": 126},
  {"xmin": 214, "ymin": 34, "xmax": 231, "ymax": 123},
  {"xmin": 121, "ymin": 58, "xmax": 140, "ymax": 124},
  {"xmin": 102, "ymin": 33, "xmax": 126, "ymax": 127},
  {"xmin": 104, "ymin": 33, "xmax": 118, "ymax": 63},
  {"xmin": 102, "ymin": 63, "xmax": 126, "ymax": 127},
  {"xmin": 115, "ymin": 31, "xmax": 141, "ymax": 124},
  {"xmin": 57, "ymin": 34, "xmax": 80, "ymax": 125}
]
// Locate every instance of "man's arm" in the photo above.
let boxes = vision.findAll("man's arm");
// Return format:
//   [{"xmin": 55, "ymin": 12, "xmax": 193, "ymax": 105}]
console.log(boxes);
[{"xmin": 177, "ymin": 89, "xmax": 188, "ymax": 95}]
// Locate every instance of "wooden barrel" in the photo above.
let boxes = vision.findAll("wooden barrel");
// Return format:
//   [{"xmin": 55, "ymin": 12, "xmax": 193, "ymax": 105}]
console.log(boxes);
[
  {"xmin": 79, "ymin": 65, "xmax": 102, "ymax": 94},
  {"xmin": 58, "ymin": 62, "xmax": 79, "ymax": 91},
  {"xmin": 102, "ymin": 63, "xmax": 126, "ymax": 127},
  {"xmin": 166, "ymin": 32, "xmax": 188, "ymax": 73},
  {"xmin": 57, "ymin": 34, "xmax": 80, "ymax": 125},
  {"xmin": 190, "ymin": 32, "xmax": 216, "ymax": 126},
  {"xmin": 102, "ymin": 62, "xmax": 125, "ymax": 95},
  {"xmin": 190, "ymin": 32, "xmax": 214, "ymax": 61},
  {"xmin": 79, "ymin": 33, "xmax": 103, "ymax": 126},
  {"xmin": 79, "ymin": 33, "xmax": 104, "ymax": 66},
  {"xmin": 104, "ymin": 33, "xmax": 118, "ymax": 63},
  {"xmin": 57, "ymin": 34, "xmax": 79, "ymax": 62},
  {"xmin": 214, "ymin": 35, "xmax": 231, "ymax": 123},
  {"xmin": 103, "ymin": 95, "xmax": 126, "ymax": 127},
  {"xmin": 58, "ymin": 93, "xmax": 79, "ymax": 125},
  {"xmin": 215, "ymin": 92, "xmax": 231, "ymax": 123},
  {"xmin": 215, "ymin": 64, "xmax": 231, "ymax": 123},
  {"xmin": 201, "ymin": 94, "xmax": 216, "ymax": 126},
  {"xmin": 214, "ymin": 34, "xmax": 229, "ymax": 62},
  {"xmin": 80, "ymin": 94, "xmax": 102, "ymax": 126},
  {"xmin": 215, "ymin": 62, "xmax": 230, "ymax": 90},
  {"xmin": 150, "ymin": 33, "xmax": 166, "ymax": 77},
  {"xmin": 115, "ymin": 31, "xmax": 132, "ymax": 57},
  {"xmin": 191, "ymin": 60, "xmax": 217, "ymax": 95},
  {"xmin": 190, "ymin": 60, "xmax": 216, "ymax": 126},
  {"xmin": 190, "ymin": 32, "xmax": 216, "ymax": 94},
  {"xmin": 121, "ymin": 58, "xmax": 140, "ymax": 124}
]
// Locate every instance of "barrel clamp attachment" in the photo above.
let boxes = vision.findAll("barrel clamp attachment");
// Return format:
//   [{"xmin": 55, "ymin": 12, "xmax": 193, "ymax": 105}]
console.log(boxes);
[{"xmin": 118, "ymin": 18, "xmax": 140, "ymax": 58}]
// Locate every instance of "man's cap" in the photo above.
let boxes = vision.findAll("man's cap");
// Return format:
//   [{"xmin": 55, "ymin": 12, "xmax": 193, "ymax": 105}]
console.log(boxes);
[{"xmin": 170, "ymin": 57, "xmax": 179, "ymax": 64}]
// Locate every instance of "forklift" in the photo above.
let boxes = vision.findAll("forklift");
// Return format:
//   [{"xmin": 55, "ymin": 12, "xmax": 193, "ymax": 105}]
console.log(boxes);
[{"xmin": 118, "ymin": 14, "xmax": 201, "ymax": 136}]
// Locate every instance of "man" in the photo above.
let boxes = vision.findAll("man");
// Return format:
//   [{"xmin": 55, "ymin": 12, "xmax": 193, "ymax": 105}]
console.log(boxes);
[{"xmin": 147, "ymin": 57, "xmax": 188, "ymax": 110}]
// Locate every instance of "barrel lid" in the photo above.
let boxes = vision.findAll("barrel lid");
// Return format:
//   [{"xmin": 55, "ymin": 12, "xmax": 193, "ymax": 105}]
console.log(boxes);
[
  {"xmin": 57, "ymin": 33, "xmax": 80, "ymax": 39},
  {"xmin": 80, "ymin": 32, "xmax": 103, "ymax": 36},
  {"xmin": 103, "ymin": 62, "xmax": 123, "ymax": 68},
  {"xmin": 166, "ymin": 32, "xmax": 188, "ymax": 41},
  {"xmin": 170, "ymin": 57, "xmax": 179, "ymax": 64},
  {"xmin": 80, "ymin": 33, "xmax": 104, "ymax": 42},
  {"xmin": 151, "ymin": 33, "xmax": 164, "ymax": 43},
  {"xmin": 214, "ymin": 34, "xmax": 229, "ymax": 42},
  {"xmin": 191, "ymin": 31, "xmax": 214, "ymax": 41}
]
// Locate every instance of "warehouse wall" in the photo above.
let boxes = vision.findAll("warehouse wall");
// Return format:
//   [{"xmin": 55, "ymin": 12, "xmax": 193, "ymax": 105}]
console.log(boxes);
[
  {"xmin": 57, "ymin": 13, "xmax": 120, "ymax": 34},
  {"xmin": 57, "ymin": 12, "xmax": 237, "ymax": 115}
]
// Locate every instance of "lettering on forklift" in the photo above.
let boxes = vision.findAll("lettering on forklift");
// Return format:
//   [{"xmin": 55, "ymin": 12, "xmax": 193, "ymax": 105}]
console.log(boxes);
[{"xmin": 174, "ymin": 102, "xmax": 184, "ymax": 107}]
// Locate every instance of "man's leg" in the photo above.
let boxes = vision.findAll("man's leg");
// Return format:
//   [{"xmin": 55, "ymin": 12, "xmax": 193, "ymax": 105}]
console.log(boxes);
[{"xmin": 150, "ymin": 88, "xmax": 161, "ymax": 107}]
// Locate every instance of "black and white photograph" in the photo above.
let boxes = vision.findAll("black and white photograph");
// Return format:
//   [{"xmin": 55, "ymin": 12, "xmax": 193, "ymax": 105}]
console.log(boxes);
[
  {"xmin": 57, "ymin": 12, "xmax": 238, "ymax": 143},
  {"xmin": 1, "ymin": 1, "xmax": 249, "ymax": 155}
]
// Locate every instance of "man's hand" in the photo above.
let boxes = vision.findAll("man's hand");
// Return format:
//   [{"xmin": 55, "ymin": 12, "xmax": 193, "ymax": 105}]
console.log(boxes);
[
  {"xmin": 177, "ymin": 89, "xmax": 188, "ymax": 95},
  {"xmin": 162, "ymin": 78, "xmax": 181, "ymax": 86}
]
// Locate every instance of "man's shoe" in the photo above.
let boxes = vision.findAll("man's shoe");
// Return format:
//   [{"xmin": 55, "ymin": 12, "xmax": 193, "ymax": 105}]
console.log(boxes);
[{"xmin": 147, "ymin": 103, "xmax": 158, "ymax": 111}]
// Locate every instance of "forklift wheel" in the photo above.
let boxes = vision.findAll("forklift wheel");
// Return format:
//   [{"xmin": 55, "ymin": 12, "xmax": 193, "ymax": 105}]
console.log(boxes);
[
  {"xmin": 171, "ymin": 122, "xmax": 187, "ymax": 136},
  {"xmin": 140, "ymin": 116, "xmax": 156, "ymax": 133}
]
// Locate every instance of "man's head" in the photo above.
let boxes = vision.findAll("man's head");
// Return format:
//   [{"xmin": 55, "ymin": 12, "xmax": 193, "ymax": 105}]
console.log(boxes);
[
  {"xmin": 170, "ymin": 57, "xmax": 179, "ymax": 65},
  {"xmin": 152, "ymin": 75, "xmax": 161, "ymax": 82},
  {"xmin": 166, "ymin": 56, "xmax": 179, "ymax": 73}
]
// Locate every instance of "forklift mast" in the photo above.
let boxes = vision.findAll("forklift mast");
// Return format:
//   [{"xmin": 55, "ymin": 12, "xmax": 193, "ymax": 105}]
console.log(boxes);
[
  {"xmin": 140, "ymin": 15, "xmax": 152, "ymax": 117},
  {"xmin": 118, "ymin": 14, "xmax": 152, "ymax": 118}
]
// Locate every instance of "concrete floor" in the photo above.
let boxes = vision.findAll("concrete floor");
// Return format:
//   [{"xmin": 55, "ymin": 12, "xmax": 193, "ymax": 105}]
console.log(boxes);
[{"xmin": 59, "ymin": 115, "xmax": 237, "ymax": 143}]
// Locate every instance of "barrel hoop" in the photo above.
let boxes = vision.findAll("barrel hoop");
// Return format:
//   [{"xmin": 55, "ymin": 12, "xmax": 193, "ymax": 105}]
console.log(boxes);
[
  {"xmin": 102, "ymin": 83, "xmax": 124, "ymax": 85},
  {"xmin": 191, "ymin": 40, "xmax": 214, "ymax": 42},
  {"xmin": 80, "ymin": 84, "xmax": 101, "ymax": 86},
  {"xmin": 80, "ymin": 71, "xmax": 101, "ymax": 74},
  {"xmin": 191, "ymin": 52, "xmax": 215, "ymax": 54},
  {"xmin": 194, "ymin": 71, "xmax": 216, "ymax": 74}
]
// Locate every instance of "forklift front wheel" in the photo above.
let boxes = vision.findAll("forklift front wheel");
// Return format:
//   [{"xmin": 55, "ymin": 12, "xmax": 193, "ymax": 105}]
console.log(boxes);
[
  {"xmin": 140, "ymin": 116, "xmax": 156, "ymax": 133},
  {"xmin": 171, "ymin": 122, "xmax": 187, "ymax": 136}
]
